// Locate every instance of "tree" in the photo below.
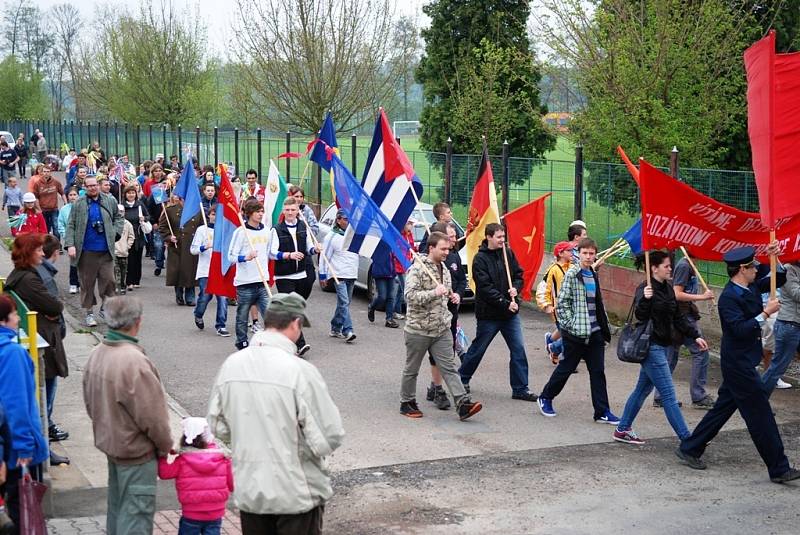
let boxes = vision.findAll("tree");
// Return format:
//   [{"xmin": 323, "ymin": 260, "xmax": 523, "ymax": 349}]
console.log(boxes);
[
  {"xmin": 232, "ymin": 0, "xmax": 403, "ymax": 134},
  {"xmin": 0, "ymin": 56, "xmax": 47, "ymax": 119},
  {"xmin": 3, "ymin": 3, "xmax": 53, "ymax": 74},
  {"xmin": 391, "ymin": 17, "xmax": 421, "ymax": 121},
  {"xmin": 77, "ymin": 1, "xmax": 210, "ymax": 127},
  {"xmin": 49, "ymin": 4, "xmax": 84, "ymax": 118},
  {"xmin": 536, "ymin": 0, "xmax": 776, "ymax": 214}
]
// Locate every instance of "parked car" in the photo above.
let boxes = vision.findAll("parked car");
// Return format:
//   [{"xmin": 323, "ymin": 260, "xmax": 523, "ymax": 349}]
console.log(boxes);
[{"xmin": 316, "ymin": 202, "xmax": 474, "ymax": 304}]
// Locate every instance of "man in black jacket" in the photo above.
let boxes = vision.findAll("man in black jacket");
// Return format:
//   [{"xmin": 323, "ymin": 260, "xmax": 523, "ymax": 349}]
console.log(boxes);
[{"xmin": 459, "ymin": 223, "xmax": 537, "ymax": 401}]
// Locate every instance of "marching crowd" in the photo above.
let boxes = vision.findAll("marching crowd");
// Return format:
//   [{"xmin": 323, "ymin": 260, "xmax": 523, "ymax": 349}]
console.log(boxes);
[{"xmin": 0, "ymin": 141, "xmax": 798, "ymax": 535}]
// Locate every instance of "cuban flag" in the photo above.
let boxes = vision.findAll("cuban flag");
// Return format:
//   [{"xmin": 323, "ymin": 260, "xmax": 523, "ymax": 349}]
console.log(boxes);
[
  {"xmin": 205, "ymin": 164, "xmax": 239, "ymax": 298},
  {"xmin": 345, "ymin": 108, "xmax": 423, "ymax": 259}
]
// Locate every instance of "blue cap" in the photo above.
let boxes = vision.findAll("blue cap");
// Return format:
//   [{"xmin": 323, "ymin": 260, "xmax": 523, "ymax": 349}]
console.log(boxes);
[{"xmin": 723, "ymin": 246, "xmax": 756, "ymax": 267}]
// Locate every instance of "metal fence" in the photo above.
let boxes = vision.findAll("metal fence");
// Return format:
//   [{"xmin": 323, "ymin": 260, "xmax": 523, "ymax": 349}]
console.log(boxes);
[{"xmin": 6, "ymin": 119, "xmax": 756, "ymax": 284}]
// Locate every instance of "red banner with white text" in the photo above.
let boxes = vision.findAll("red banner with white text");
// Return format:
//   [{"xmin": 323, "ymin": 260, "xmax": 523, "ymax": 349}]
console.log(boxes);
[{"xmin": 639, "ymin": 160, "xmax": 800, "ymax": 262}]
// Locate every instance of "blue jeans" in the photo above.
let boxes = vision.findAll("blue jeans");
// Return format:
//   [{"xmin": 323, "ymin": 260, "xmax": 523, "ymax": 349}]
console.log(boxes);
[
  {"xmin": 43, "ymin": 209, "xmax": 59, "ymax": 238},
  {"xmin": 656, "ymin": 333, "xmax": 710, "ymax": 403},
  {"xmin": 618, "ymin": 343, "xmax": 690, "ymax": 439},
  {"xmin": 175, "ymin": 286, "xmax": 196, "ymax": 304},
  {"xmin": 235, "ymin": 283, "xmax": 269, "ymax": 348},
  {"xmin": 179, "ymin": 517, "xmax": 221, "ymax": 535},
  {"xmin": 459, "ymin": 315, "xmax": 529, "ymax": 395},
  {"xmin": 194, "ymin": 277, "xmax": 228, "ymax": 330},
  {"xmin": 152, "ymin": 230, "xmax": 165, "ymax": 269},
  {"xmin": 394, "ymin": 274, "xmax": 406, "ymax": 314},
  {"xmin": 45, "ymin": 376, "xmax": 57, "ymax": 421},
  {"xmin": 763, "ymin": 319, "xmax": 800, "ymax": 395},
  {"xmin": 331, "ymin": 279, "xmax": 355, "ymax": 334},
  {"xmin": 369, "ymin": 276, "xmax": 397, "ymax": 321}
]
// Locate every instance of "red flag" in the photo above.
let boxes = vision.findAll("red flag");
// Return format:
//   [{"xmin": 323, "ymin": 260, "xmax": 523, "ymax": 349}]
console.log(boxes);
[
  {"xmin": 504, "ymin": 194, "xmax": 551, "ymax": 301},
  {"xmin": 617, "ymin": 146, "xmax": 640, "ymax": 185},
  {"xmin": 206, "ymin": 165, "xmax": 240, "ymax": 298},
  {"xmin": 378, "ymin": 109, "xmax": 416, "ymax": 182},
  {"xmin": 744, "ymin": 30, "xmax": 800, "ymax": 226}
]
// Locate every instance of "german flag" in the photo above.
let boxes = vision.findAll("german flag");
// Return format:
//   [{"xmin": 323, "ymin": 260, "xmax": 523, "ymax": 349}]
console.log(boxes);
[{"xmin": 465, "ymin": 146, "xmax": 501, "ymax": 292}]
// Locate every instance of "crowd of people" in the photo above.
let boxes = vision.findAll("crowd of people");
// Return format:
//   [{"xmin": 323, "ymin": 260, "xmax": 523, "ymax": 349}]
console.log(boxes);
[{"xmin": 0, "ymin": 140, "xmax": 798, "ymax": 535}]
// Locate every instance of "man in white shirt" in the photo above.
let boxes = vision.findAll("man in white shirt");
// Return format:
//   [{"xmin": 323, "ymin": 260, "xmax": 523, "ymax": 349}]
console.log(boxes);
[
  {"xmin": 191, "ymin": 206, "xmax": 230, "ymax": 337},
  {"xmin": 319, "ymin": 209, "xmax": 358, "ymax": 343}
]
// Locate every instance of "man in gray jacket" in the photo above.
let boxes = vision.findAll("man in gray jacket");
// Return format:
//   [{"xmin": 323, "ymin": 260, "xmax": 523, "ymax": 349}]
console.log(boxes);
[{"xmin": 64, "ymin": 175, "xmax": 124, "ymax": 327}]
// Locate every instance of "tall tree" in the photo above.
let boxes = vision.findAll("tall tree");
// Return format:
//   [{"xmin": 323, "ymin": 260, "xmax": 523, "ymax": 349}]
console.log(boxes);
[
  {"xmin": 391, "ymin": 16, "xmax": 421, "ymax": 121},
  {"xmin": 233, "ymin": 0, "xmax": 403, "ymax": 134},
  {"xmin": 417, "ymin": 0, "xmax": 552, "ymax": 158},
  {"xmin": 77, "ymin": 0, "xmax": 210, "ymax": 126},
  {"xmin": 0, "ymin": 56, "xmax": 47, "ymax": 119},
  {"xmin": 49, "ymin": 4, "xmax": 84, "ymax": 118}
]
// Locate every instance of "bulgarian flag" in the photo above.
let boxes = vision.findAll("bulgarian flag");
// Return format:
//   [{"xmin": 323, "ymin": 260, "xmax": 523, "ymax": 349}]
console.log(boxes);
[
  {"xmin": 465, "ymin": 145, "xmax": 501, "ymax": 292},
  {"xmin": 264, "ymin": 159, "xmax": 288, "ymax": 226}
]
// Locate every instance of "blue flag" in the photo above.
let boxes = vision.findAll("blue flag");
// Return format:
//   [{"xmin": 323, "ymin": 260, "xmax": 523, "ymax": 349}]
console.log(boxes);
[
  {"xmin": 174, "ymin": 156, "xmax": 202, "ymax": 228},
  {"xmin": 330, "ymin": 155, "xmax": 412, "ymax": 270},
  {"xmin": 622, "ymin": 219, "xmax": 642, "ymax": 254},
  {"xmin": 309, "ymin": 112, "xmax": 338, "ymax": 172}
]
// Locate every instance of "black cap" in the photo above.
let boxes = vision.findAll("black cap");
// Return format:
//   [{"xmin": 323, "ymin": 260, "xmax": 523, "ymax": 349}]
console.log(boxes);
[{"xmin": 723, "ymin": 246, "xmax": 756, "ymax": 267}]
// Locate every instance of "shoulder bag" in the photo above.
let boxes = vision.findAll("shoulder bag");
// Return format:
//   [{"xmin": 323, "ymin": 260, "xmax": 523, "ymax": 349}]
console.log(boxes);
[{"xmin": 616, "ymin": 295, "xmax": 652, "ymax": 363}]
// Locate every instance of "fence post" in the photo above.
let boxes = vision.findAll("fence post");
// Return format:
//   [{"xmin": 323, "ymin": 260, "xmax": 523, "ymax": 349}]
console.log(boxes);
[
  {"xmin": 135, "ymin": 124, "xmax": 141, "ymax": 164},
  {"xmin": 104, "ymin": 121, "xmax": 110, "ymax": 156},
  {"xmin": 574, "ymin": 144, "xmax": 584, "ymax": 221},
  {"xmin": 316, "ymin": 163, "xmax": 322, "ymax": 205},
  {"xmin": 670, "ymin": 146, "xmax": 679, "ymax": 179},
  {"xmin": 351, "ymin": 133, "xmax": 357, "ymax": 175},
  {"xmin": 212, "ymin": 126, "xmax": 218, "ymax": 167},
  {"xmin": 501, "ymin": 140, "xmax": 509, "ymax": 215},
  {"xmin": 124, "ymin": 123, "xmax": 129, "ymax": 156},
  {"xmin": 234, "ymin": 128, "xmax": 239, "ymax": 174},
  {"xmin": 148, "ymin": 124, "xmax": 153, "ymax": 160},
  {"xmin": 177, "ymin": 125, "xmax": 183, "ymax": 162},
  {"xmin": 285, "ymin": 131, "xmax": 291, "ymax": 182},
  {"xmin": 113, "ymin": 122, "xmax": 118, "ymax": 155},
  {"xmin": 87, "ymin": 120, "xmax": 92, "ymax": 149},
  {"xmin": 444, "ymin": 137, "xmax": 453, "ymax": 205},
  {"xmin": 163, "ymin": 124, "xmax": 168, "ymax": 162},
  {"xmin": 256, "ymin": 128, "xmax": 262, "ymax": 182},
  {"xmin": 195, "ymin": 126, "xmax": 200, "ymax": 162}
]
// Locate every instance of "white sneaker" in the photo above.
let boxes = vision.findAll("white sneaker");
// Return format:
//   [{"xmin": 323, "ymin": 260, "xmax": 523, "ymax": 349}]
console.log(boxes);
[
  {"xmin": 69, "ymin": 285, "xmax": 77, "ymax": 294},
  {"xmin": 85, "ymin": 314, "xmax": 97, "ymax": 327},
  {"xmin": 250, "ymin": 321, "xmax": 262, "ymax": 333},
  {"xmin": 776, "ymin": 378, "xmax": 793, "ymax": 389}
]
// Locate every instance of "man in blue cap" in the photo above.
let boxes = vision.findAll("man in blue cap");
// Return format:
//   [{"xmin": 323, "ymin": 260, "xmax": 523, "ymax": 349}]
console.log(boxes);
[{"xmin": 677, "ymin": 243, "xmax": 800, "ymax": 483}]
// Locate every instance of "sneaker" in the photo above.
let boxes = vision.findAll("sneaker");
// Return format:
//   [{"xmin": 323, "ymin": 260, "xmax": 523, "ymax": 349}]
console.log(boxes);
[
  {"xmin": 691, "ymin": 395, "xmax": 716, "ymax": 410},
  {"xmin": 400, "ymin": 400, "xmax": 423, "ymax": 418},
  {"xmin": 69, "ymin": 285, "xmax": 77, "ymax": 294},
  {"xmin": 675, "ymin": 448, "xmax": 707, "ymax": 470},
  {"xmin": 127, "ymin": 285, "xmax": 134, "ymax": 292},
  {"xmin": 329, "ymin": 330, "xmax": 345, "ymax": 339},
  {"xmin": 512, "ymin": 392, "xmax": 539, "ymax": 402},
  {"xmin": 776, "ymin": 378, "xmax": 793, "ymax": 389},
  {"xmin": 345, "ymin": 332, "xmax": 357, "ymax": 343},
  {"xmin": 154, "ymin": 268, "xmax": 161, "ymax": 276},
  {"xmin": 653, "ymin": 398, "xmax": 683, "ymax": 408},
  {"xmin": 97, "ymin": 308, "xmax": 105, "ymax": 322},
  {"xmin": 133, "ymin": 284, "xmax": 141, "ymax": 289},
  {"xmin": 49, "ymin": 423, "xmax": 69, "ymax": 442},
  {"xmin": 538, "ymin": 397, "xmax": 556, "ymax": 417},
  {"xmin": 613, "ymin": 429, "xmax": 645, "ymax": 445},
  {"xmin": 394, "ymin": 313, "xmax": 406, "ymax": 320},
  {"xmin": 463, "ymin": 384, "xmax": 471, "ymax": 394},
  {"xmin": 367, "ymin": 307, "xmax": 375, "ymax": 323},
  {"xmin": 194, "ymin": 316, "xmax": 204, "ymax": 330},
  {"xmin": 385, "ymin": 319, "xmax": 399, "ymax": 328},
  {"xmin": 770, "ymin": 467, "xmax": 800, "ymax": 484},
  {"xmin": 433, "ymin": 386, "xmax": 451, "ymax": 410},
  {"xmin": 298, "ymin": 344, "xmax": 311, "ymax": 357},
  {"xmin": 544, "ymin": 331, "xmax": 553, "ymax": 360},
  {"xmin": 426, "ymin": 384, "xmax": 436, "ymax": 402},
  {"xmin": 216, "ymin": 328, "xmax": 231, "ymax": 337},
  {"xmin": 595, "ymin": 410, "xmax": 620, "ymax": 425},
  {"xmin": 250, "ymin": 321, "xmax": 263, "ymax": 334},
  {"xmin": 458, "ymin": 400, "xmax": 483, "ymax": 421},
  {"xmin": 50, "ymin": 452, "xmax": 71, "ymax": 466},
  {"xmin": 85, "ymin": 313, "xmax": 97, "ymax": 327}
]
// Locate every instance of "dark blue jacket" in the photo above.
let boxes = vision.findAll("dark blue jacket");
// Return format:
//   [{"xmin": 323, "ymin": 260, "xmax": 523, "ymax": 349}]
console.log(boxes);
[
  {"xmin": 370, "ymin": 252, "xmax": 396, "ymax": 279},
  {"xmin": 718, "ymin": 265, "xmax": 785, "ymax": 369},
  {"xmin": 0, "ymin": 325, "xmax": 49, "ymax": 467}
]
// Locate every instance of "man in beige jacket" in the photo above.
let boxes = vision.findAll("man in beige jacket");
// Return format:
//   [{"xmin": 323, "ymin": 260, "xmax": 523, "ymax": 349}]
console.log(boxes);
[
  {"xmin": 83, "ymin": 296, "xmax": 173, "ymax": 535},
  {"xmin": 208, "ymin": 293, "xmax": 344, "ymax": 534}
]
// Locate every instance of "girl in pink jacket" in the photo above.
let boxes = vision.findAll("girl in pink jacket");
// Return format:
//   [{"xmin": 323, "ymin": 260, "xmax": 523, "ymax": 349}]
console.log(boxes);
[{"xmin": 158, "ymin": 417, "xmax": 233, "ymax": 534}]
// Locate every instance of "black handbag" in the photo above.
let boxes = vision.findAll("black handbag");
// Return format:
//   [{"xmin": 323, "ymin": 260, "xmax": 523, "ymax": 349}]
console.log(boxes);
[{"xmin": 616, "ymin": 297, "xmax": 652, "ymax": 363}]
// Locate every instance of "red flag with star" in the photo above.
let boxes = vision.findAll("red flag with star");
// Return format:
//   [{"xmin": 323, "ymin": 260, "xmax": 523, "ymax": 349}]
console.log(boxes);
[{"xmin": 503, "ymin": 193, "xmax": 551, "ymax": 301}]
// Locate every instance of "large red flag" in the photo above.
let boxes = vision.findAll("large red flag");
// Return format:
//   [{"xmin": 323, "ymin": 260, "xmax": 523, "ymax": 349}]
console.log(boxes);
[
  {"xmin": 744, "ymin": 30, "xmax": 800, "ymax": 226},
  {"xmin": 206, "ymin": 165, "xmax": 240, "ymax": 298},
  {"xmin": 504, "ymin": 194, "xmax": 551, "ymax": 301}
]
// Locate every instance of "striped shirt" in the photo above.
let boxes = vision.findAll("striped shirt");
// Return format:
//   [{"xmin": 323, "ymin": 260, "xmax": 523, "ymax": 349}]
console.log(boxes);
[{"xmin": 581, "ymin": 268, "xmax": 601, "ymax": 333}]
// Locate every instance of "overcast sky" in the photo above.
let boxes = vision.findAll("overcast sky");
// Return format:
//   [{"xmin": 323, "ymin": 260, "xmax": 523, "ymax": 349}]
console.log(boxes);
[{"xmin": 32, "ymin": 0, "xmax": 429, "ymax": 53}]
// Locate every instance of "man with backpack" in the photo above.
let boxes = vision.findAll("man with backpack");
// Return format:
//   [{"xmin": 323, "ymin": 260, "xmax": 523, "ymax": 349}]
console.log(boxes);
[{"xmin": 536, "ymin": 241, "xmax": 573, "ymax": 364}]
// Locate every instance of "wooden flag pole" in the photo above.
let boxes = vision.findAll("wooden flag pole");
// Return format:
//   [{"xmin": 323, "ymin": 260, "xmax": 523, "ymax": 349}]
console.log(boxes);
[
  {"xmin": 501, "ymin": 243, "xmax": 516, "ymax": 301},
  {"xmin": 770, "ymin": 228, "xmax": 777, "ymax": 299},
  {"xmin": 597, "ymin": 237, "xmax": 626, "ymax": 258},
  {"xmin": 235, "ymin": 211, "xmax": 273, "ymax": 298},
  {"xmin": 411, "ymin": 250, "xmax": 448, "ymax": 290},
  {"xmin": 644, "ymin": 250, "xmax": 651, "ymax": 286},
  {"xmin": 298, "ymin": 211, "xmax": 340, "ymax": 285},
  {"xmin": 679, "ymin": 246, "xmax": 713, "ymax": 298},
  {"xmin": 160, "ymin": 204, "xmax": 177, "ymax": 247}
]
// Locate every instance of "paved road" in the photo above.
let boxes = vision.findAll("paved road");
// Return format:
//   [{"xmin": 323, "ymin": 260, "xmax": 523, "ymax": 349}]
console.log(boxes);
[{"xmin": 5, "ymin": 172, "xmax": 800, "ymax": 533}]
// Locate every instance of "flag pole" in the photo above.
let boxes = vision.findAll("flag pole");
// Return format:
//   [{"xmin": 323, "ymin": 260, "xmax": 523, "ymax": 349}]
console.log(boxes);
[
  {"xmin": 679, "ymin": 246, "xmax": 713, "ymax": 300},
  {"xmin": 770, "ymin": 228, "xmax": 777, "ymax": 299},
  {"xmin": 593, "ymin": 240, "xmax": 629, "ymax": 268},
  {"xmin": 411, "ymin": 250, "xmax": 448, "ymax": 289},
  {"xmin": 298, "ymin": 211, "xmax": 340, "ymax": 285},
  {"xmin": 160, "ymin": 203, "xmax": 177, "ymax": 247},
  {"xmin": 235, "ymin": 211, "xmax": 273, "ymax": 298},
  {"xmin": 644, "ymin": 250, "xmax": 651, "ymax": 285}
]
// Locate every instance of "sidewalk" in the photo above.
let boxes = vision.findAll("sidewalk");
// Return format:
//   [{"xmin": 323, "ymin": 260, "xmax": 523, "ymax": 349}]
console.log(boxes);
[{"xmin": 0, "ymin": 243, "xmax": 242, "ymax": 533}]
